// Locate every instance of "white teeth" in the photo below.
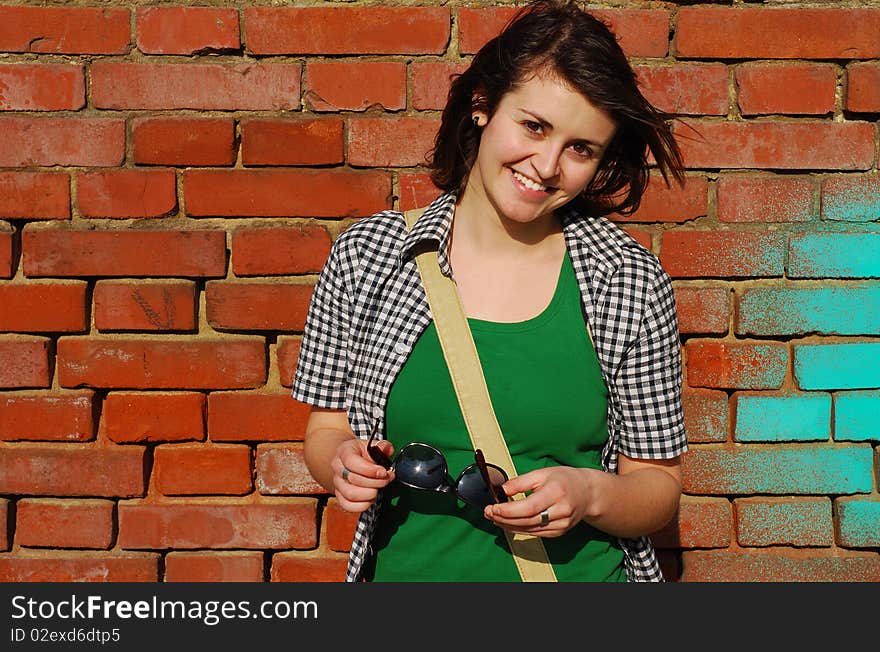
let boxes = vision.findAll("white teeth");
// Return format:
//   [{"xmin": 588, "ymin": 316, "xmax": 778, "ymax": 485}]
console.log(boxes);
[{"xmin": 512, "ymin": 169, "xmax": 546, "ymax": 192}]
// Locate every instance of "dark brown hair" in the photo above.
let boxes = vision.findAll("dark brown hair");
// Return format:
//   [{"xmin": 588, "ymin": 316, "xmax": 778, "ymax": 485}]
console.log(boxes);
[{"xmin": 428, "ymin": 0, "xmax": 685, "ymax": 217}]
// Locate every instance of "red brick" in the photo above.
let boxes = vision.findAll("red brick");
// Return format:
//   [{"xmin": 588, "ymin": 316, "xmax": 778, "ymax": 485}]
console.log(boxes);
[
  {"xmin": 77, "ymin": 169, "xmax": 177, "ymax": 219},
  {"xmin": 411, "ymin": 61, "xmax": 469, "ymax": 111},
  {"xmin": 0, "ymin": 444, "xmax": 145, "ymax": 497},
  {"xmin": 206, "ymin": 282, "xmax": 312, "ymax": 331},
  {"xmin": 305, "ymin": 61, "xmax": 406, "ymax": 112},
  {"xmin": 232, "ymin": 226, "xmax": 331, "ymax": 276},
  {"xmin": 650, "ymin": 497, "xmax": 733, "ymax": 549},
  {"xmin": 0, "ymin": 117, "xmax": 124, "ymax": 167},
  {"xmin": 0, "ymin": 227, "xmax": 12, "ymax": 278},
  {"xmin": 0, "ymin": 171, "xmax": 70, "ymax": 220},
  {"xmin": 0, "ymin": 6, "xmax": 130, "ymax": 55},
  {"xmin": 0, "ymin": 553, "xmax": 159, "ymax": 582},
  {"xmin": 184, "ymin": 169, "xmax": 391, "ymax": 218},
  {"xmin": 683, "ymin": 388, "xmax": 729, "ymax": 444},
  {"xmin": 348, "ymin": 117, "xmax": 440, "ymax": 167},
  {"xmin": 23, "ymin": 228, "xmax": 226, "ymax": 278},
  {"xmin": 208, "ymin": 392, "xmax": 310, "ymax": 442},
  {"xmin": 398, "ymin": 172, "xmax": 442, "ymax": 211},
  {"xmin": 16, "ymin": 499, "xmax": 114, "ymax": 549},
  {"xmin": 674, "ymin": 286, "xmax": 730, "ymax": 335},
  {"xmin": 661, "ymin": 231, "xmax": 786, "ymax": 278},
  {"xmin": 325, "ymin": 500, "xmax": 359, "ymax": 552},
  {"xmin": 0, "ymin": 336, "xmax": 51, "ymax": 388},
  {"xmin": 613, "ymin": 176, "xmax": 707, "ymax": 223},
  {"xmin": 94, "ymin": 280, "xmax": 197, "ymax": 332},
  {"xmin": 735, "ymin": 497, "xmax": 833, "ymax": 547},
  {"xmin": 736, "ymin": 63, "xmax": 837, "ymax": 116},
  {"xmin": 137, "ymin": 6, "xmax": 239, "ymax": 55},
  {"xmin": 245, "ymin": 6, "xmax": 450, "ymax": 55},
  {"xmin": 624, "ymin": 229, "xmax": 652, "ymax": 252},
  {"xmin": 676, "ymin": 8, "xmax": 880, "ymax": 59},
  {"xmin": 0, "ymin": 390, "xmax": 94, "ymax": 442},
  {"xmin": 674, "ymin": 120, "xmax": 874, "ymax": 171},
  {"xmin": 241, "ymin": 118, "xmax": 344, "ymax": 166},
  {"xmin": 165, "ymin": 551, "xmax": 264, "ymax": 582},
  {"xmin": 103, "ymin": 391, "xmax": 205, "ymax": 444},
  {"xmin": 256, "ymin": 444, "xmax": 326, "ymax": 495},
  {"xmin": 58, "ymin": 337, "xmax": 267, "ymax": 390},
  {"xmin": 118, "ymin": 501, "xmax": 317, "ymax": 549},
  {"xmin": 271, "ymin": 552, "xmax": 347, "ymax": 582},
  {"xmin": 0, "ymin": 281, "xmax": 87, "ymax": 332},
  {"xmin": 459, "ymin": 7, "xmax": 670, "ymax": 57},
  {"xmin": 132, "ymin": 117, "xmax": 236, "ymax": 166},
  {"xmin": 91, "ymin": 62, "xmax": 300, "ymax": 111},
  {"xmin": 635, "ymin": 64, "xmax": 728, "ymax": 115},
  {"xmin": 686, "ymin": 341, "xmax": 788, "ymax": 390},
  {"xmin": 681, "ymin": 550, "xmax": 880, "ymax": 582},
  {"xmin": 277, "ymin": 337, "xmax": 301, "ymax": 388},
  {"xmin": 717, "ymin": 175, "xmax": 814, "ymax": 223},
  {"xmin": 154, "ymin": 444, "xmax": 252, "ymax": 495},
  {"xmin": 0, "ymin": 63, "xmax": 84, "ymax": 111},
  {"xmin": 847, "ymin": 63, "xmax": 880, "ymax": 112}
]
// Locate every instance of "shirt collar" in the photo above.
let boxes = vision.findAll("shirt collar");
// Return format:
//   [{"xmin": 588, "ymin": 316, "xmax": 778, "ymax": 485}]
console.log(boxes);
[{"xmin": 399, "ymin": 192, "xmax": 630, "ymax": 276}]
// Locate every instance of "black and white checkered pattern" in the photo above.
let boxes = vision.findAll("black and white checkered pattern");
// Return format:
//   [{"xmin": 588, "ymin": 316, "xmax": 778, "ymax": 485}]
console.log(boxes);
[{"xmin": 292, "ymin": 192, "xmax": 687, "ymax": 582}]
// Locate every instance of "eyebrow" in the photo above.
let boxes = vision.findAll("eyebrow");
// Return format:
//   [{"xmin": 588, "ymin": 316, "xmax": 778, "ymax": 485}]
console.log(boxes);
[{"xmin": 518, "ymin": 108, "xmax": 607, "ymax": 150}]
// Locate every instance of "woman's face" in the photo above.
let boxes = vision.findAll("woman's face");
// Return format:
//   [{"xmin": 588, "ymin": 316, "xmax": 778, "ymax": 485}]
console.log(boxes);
[{"xmin": 465, "ymin": 72, "xmax": 618, "ymax": 226}]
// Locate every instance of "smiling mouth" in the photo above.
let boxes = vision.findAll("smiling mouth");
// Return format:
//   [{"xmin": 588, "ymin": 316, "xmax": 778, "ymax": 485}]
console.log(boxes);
[{"xmin": 511, "ymin": 168, "xmax": 552, "ymax": 193}]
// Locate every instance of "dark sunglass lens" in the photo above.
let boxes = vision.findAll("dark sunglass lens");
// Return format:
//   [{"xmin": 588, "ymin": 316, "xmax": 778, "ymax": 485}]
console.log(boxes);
[
  {"xmin": 456, "ymin": 465, "xmax": 503, "ymax": 508},
  {"xmin": 394, "ymin": 444, "xmax": 447, "ymax": 490}
]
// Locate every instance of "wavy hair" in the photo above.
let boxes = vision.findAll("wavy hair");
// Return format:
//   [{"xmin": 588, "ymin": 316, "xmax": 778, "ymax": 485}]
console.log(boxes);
[{"xmin": 427, "ymin": 0, "xmax": 686, "ymax": 216}]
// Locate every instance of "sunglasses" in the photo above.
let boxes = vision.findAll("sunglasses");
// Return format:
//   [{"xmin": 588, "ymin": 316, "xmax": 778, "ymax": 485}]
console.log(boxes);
[{"xmin": 367, "ymin": 421, "xmax": 509, "ymax": 508}]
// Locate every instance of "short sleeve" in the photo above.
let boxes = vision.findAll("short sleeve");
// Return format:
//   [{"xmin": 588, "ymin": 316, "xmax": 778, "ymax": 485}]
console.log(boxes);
[
  {"xmin": 611, "ymin": 266, "xmax": 687, "ymax": 459},
  {"xmin": 291, "ymin": 240, "xmax": 351, "ymax": 409}
]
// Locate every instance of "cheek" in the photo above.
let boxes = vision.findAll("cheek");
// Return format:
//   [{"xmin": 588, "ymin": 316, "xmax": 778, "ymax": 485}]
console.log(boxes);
[{"xmin": 563, "ymin": 162, "xmax": 601, "ymax": 194}]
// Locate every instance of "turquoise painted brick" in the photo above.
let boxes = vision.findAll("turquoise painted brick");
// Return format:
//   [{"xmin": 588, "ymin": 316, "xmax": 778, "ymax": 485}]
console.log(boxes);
[
  {"xmin": 794, "ymin": 343, "xmax": 880, "ymax": 390},
  {"xmin": 682, "ymin": 444, "xmax": 874, "ymax": 494},
  {"xmin": 737, "ymin": 284, "xmax": 880, "ymax": 335},
  {"xmin": 734, "ymin": 393, "xmax": 831, "ymax": 442},
  {"xmin": 789, "ymin": 233, "xmax": 880, "ymax": 278},
  {"xmin": 837, "ymin": 499, "xmax": 880, "ymax": 547},
  {"xmin": 835, "ymin": 391, "xmax": 880, "ymax": 441},
  {"xmin": 735, "ymin": 498, "xmax": 833, "ymax": 547},
  {"xmin": 822, "ymin": 177, "xmax": 880, "ymax": 222}
]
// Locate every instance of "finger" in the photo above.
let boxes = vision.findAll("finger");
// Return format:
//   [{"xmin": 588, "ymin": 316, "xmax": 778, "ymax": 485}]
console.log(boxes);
[
  {"xmin": 485, "ymin": 494, "xmax": 552, "ymax": 521},
  {"xmin": 499, "ymin": 469, "xmax": 547, "ymax": 497},
  {"xmin": 337, "ymin": 454, "xmax": 392, "ymax": 483}
]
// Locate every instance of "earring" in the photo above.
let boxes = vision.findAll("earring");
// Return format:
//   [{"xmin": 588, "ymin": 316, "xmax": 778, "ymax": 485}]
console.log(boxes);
[{"xmin": 472, "ymin": 115, "xmax": 481, "ymax": 128}]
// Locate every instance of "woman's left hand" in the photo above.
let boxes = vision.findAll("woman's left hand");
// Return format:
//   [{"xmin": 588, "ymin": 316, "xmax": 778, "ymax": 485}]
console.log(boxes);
[{"xmin": 482, "ymin": 466, "xmax": 608, "ymax": 537}]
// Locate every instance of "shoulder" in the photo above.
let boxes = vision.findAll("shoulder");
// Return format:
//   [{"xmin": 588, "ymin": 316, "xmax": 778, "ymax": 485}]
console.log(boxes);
[{"xmin": 326, "ymin": 209, "xmax": 407, "ymax": 274}]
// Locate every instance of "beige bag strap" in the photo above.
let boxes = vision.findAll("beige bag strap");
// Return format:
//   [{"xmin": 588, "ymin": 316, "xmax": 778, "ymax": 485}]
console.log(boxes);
[{"xmin": 404, "ymin": 207, "xmax": 558, "ymax": 582}]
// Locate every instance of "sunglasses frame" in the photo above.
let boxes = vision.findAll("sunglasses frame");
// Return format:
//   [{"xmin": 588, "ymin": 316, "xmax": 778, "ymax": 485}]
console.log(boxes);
[{"xmin": 365, "ymin": 420, "xmax": 508, "ymax": 507}]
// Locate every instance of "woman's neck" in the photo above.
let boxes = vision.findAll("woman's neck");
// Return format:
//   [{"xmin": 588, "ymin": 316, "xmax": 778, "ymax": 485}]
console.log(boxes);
[{"xmin": 452, "ymin": 186, "xmax": 563, "ymax": 258}]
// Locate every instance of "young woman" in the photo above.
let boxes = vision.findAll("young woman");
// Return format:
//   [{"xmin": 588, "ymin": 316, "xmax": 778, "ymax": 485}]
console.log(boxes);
[{"xmin": 294, "ymin": 0, "xmax": 687, "ymax": 582}]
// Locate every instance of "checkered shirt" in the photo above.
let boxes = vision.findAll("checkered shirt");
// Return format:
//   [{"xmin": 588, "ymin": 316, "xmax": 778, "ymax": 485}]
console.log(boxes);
[{"xmin": 291, "ymin": 192, "xmax": 687, "ymax": 582}]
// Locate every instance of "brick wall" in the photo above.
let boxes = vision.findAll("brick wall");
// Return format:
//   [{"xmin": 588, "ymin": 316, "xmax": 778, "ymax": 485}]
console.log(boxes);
[{"xmin": 0, "ymin": 1, "xmax": 878, "ymax": 582}]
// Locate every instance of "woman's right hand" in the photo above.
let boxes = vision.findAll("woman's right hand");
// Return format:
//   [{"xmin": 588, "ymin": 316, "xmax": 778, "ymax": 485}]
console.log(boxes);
[{"xmin": 331, "ymin": 437, "xmax": 396, "ymax": 513}]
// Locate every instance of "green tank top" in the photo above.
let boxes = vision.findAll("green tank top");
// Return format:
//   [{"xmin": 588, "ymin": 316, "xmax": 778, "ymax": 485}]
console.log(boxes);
[{"xmin": 367, "ymin": 250, "xmax": 625, "ymax": 582}]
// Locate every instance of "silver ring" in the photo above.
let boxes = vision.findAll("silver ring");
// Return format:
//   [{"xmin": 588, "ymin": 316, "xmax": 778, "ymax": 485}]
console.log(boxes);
[
  {"xmin": 342, "ymin": 467, "xmax": 350, "ymax": 482},
  {"xmin": 540, "ymin": 509, "xmax": 550, "ymax": 527}
]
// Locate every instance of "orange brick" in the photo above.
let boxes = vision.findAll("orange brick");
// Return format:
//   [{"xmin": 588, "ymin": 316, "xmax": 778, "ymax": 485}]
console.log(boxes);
[
  {"xmin": 325, "ymin": 500, "xmax": 359, "ymax": 552},
  {"xmin": 0, "ymin": 390, "xmax": 95, "ymax": 442},
  {"xmin": 271, "ymin": 552, "xmax": 347, "ymax": 582},
  {"xmin": 16, "ymin": 499, "xmax": 114, "ymax": 549},
  {"xmin": 103, "ymin": 392, "xmax": 205, "ymax": 444},
  {"xmin": 206, "ymin": 282, "xmax": 313, "ymax": 331},
  {"xmin": 847, "ymin": 62, "xmax": 880, "ymax": 112},
  {"xmin": 165, "ymin": 551, "xmax": 264, "ymax": 582},
  {"xmin": 0, "ymin": 118, "xmax": 124, "ymax": 167},
  {"xmin": 0, "ymin": 553, "xmax": 159, "ymax": 582},
  {"xmin": 635, "ymin": 64, "xmax": 728, "ymax": 115},
  {"xmin": 154, "ymin": 444, "xmax": 252, "ymax": 495},
  {"xmin": 277, "ymin": 337, "xmax": 301, "ymax": 388},
  {"xmin": 0, "ymin": 6, "xmax": 130, "ymax": 54},
  {"xmin": 241, "ymin": 118, "xmax": 344, "ymax": 166},
  {"xmin": 136, "ymin": 6, "xmax": 240, "ymax": 55},
  {"xmin": 208, "ymin": 392, "xmax": 310, "ymax": 442},
  {"xmin": 717, "ymin": 175, "xmax": 814, "ymax": 223},
  {"xmin": 132, "ymin": 117, "xmax": 236, "ymax": 166},
  {"xmin": 0, "ymin": 282, "xmax": 87, "ymax": 332},
  {"xmin": 0, "ymin": 64, "xmax": 84, "ymax": 111},
  {"xmin": 306, "ymin": 61, "xmax": 406, "ymax": 111},
  {"xmin": 347, "ymin": 117, "xmax": 440, "ymax": 167},
  {"xmin": 0, "ymin": 336, "xmax": 51, "ymax": 388},
  {"xmin": 94, "ymin": 280, "xmax": 197, "ymax": 332},
  {"xmin": 0, "ymin": 171, "xmax": 70, "ymax": 220},
  {"xmin": 77, "ymin": 169, "xmax": 177, "ymax": 219},
  {"xmin": 736, "ymin": 63, "xmax": 837, "ymax": 115},
  {"xmin": 232, "ymin": 226, "xmax": 331, "ymax": 276},
  {"xmin": 256, "ymin": 444, "xmax": 326, "ymax": 495},
  {"xmin": 674, "ymin": 286, "xmax": 730, "ymax": 335}
]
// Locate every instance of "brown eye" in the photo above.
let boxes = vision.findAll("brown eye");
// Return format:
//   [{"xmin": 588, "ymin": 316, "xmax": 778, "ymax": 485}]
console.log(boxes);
[
  {"xmin": 571, "ymin": 142, "xmax": 593, "ymax": 158},
  {"xmin": 523, "ymin": 121, "xmax": 542, "ymax": 133}
]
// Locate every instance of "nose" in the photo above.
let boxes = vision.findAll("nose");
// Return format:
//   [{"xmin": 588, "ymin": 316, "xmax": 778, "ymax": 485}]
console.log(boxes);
[{"xmin": 531, "ymin": 142, "xmax": 564, "ymax": 182}]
